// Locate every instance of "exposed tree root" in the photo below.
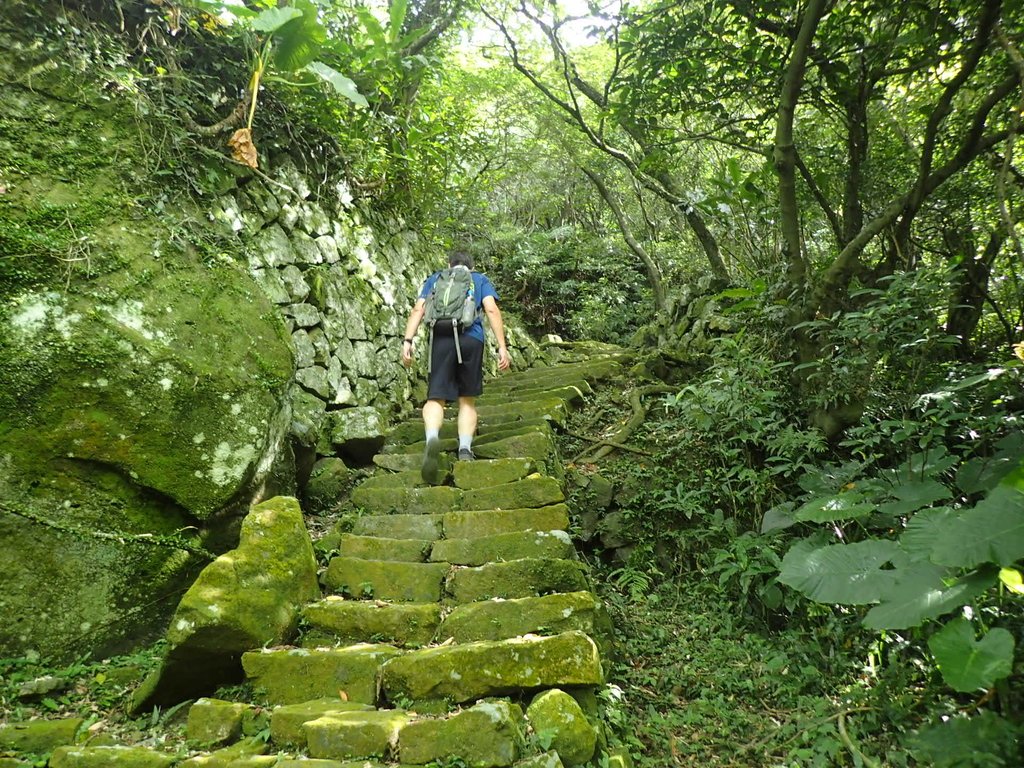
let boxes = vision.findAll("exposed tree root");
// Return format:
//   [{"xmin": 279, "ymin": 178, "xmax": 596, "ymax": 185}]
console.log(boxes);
[{"xmin": 572, "ymin": 384, "xmax": 674, "ymax": 464}]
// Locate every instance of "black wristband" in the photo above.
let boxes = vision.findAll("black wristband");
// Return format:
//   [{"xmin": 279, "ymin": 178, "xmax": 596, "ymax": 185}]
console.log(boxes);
[{"xmin": 403, "ymin": 338, "xmax": 413, "ymax": 344}]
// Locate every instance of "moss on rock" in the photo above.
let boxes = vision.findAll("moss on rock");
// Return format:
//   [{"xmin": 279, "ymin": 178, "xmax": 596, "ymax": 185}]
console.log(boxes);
[
  {"xmin": 525, "ymin": 690, "xmax": 597, "ymax": 766},
  {"xmin": 437, "ymin": 592, "xmax": 597, "ymax": 644},
  {"xmin": 398, "ymin": 700, "xmax": 523, "ymax": 767},
  {"xmin": 430, "ymin": 530, "xmax": 574, "ymax": 567},
  {"xmin": 446, "ymin": 559, "xmax": 590, "ymax": 604},
  {"xmin": 442, "ymin": 506, "xmax": 570, "ymax": 540},
  {"xmin": 322, "ymin": 558, "xmax": 450, "ymax": 602},
  {"xmin": 0, "ymin": 718, "xmax": 82, "ymax": 754},
  {"xmin": 48, "ymin": 746, "xmax": 176, "ymax": 768},
  {"xmin": 270, "ymin": 698, "xmax": 374, "ymax": 747},
  {"xmin": 302, "ymin": 598, "xmax": 441, "ymax": 647}
]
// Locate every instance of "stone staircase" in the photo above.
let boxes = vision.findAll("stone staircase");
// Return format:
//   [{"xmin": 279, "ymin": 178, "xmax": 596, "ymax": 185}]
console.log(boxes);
[{"xmin": 5, "ymin": 347, "xmax": 634, "ymax": 768}]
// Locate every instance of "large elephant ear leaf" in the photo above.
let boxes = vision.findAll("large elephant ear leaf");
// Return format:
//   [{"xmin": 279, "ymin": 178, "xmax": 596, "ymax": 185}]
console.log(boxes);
[
  {"xmin": 899, "ymin": 506, "xmax": 957, "ymax": 562},
  {"xmin": 793, "ymin": 492, "xmax": 876, "ymax": 523},
  {"xmin": 778, "ymin": 538, "xmax": 901, "ymax": 605},
  {"xmin": 877, "ymin": 478, "xmax": 951, "ymax": 516},
  {"xmin": 928, "ymin": 617, "xmax": 1014, "ymax": 692},
  {"xmin": 863, "ymin": 565, "xmax": 995, "ymax": 630},
  {"xmin": 251, "ymin": 6, "xmax": 303, "ymax": 33},
  {"xmin": 272, "ymin": 0, "xmax": 326, "ymax": 71},
  {"xmin": 931, "ymin": 463, "xmax": 1024, "ymax": 568},
  {"xmin": 305, "ymin": 63, "xmax": 369, "ymax": 107}
]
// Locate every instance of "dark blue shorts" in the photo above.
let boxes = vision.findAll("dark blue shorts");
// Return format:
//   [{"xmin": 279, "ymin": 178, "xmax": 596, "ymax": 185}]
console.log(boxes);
[{"xmin": 427, "ymin": 333, "xmax": 484, "ymax": 401}]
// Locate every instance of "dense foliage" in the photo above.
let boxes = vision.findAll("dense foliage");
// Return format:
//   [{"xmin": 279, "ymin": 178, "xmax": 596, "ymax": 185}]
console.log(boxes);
[{"xmin": 3, "ymin": 0, "xmax": 1023, "ymax": 764}]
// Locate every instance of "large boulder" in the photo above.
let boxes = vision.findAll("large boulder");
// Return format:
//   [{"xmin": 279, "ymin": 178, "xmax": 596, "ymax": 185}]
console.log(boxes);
[
  {"xmin": 0, "ymin": 42, "xmax": 294, "ymax": 662},
  {"xmin": 132, "ymin": 497, "xmax": 319, "ymax": 708}
]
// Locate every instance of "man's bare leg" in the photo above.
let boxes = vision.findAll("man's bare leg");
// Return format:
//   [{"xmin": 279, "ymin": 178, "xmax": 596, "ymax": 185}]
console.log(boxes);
[
  {"xmin": 421, "ymin": 398, "xmax": 445, "ymax": 482},
  {"xmin": 457, "ymin": 396, "xmax": 477, "ymax": 459}
]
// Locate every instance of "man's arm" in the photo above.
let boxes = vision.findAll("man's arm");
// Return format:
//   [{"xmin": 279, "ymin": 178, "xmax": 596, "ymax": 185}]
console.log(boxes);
[
  {"xmin": 482, "ymin": 295, "xmax": 510, "ymax": 371},
  {"xmin": 401, "ymin": 298, "xmax": 426, "ymax": 367}
]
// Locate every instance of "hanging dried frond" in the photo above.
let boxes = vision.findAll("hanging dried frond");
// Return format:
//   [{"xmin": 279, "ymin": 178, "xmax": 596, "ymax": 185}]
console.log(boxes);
[{"xmin": 228, "ymin": 127, "xmax": 258, "ymax": 169}]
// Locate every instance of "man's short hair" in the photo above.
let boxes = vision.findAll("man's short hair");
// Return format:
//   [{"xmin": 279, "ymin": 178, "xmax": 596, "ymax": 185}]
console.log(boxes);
[{"xmin": 449, "ymin": 251, "xmax": 473, "ymax": 269}]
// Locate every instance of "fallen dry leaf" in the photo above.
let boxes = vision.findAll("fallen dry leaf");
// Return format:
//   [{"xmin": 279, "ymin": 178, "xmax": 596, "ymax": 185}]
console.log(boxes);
[{"xmin": 228, "ymin": 127, "xmax": 258, "ymax": 169}]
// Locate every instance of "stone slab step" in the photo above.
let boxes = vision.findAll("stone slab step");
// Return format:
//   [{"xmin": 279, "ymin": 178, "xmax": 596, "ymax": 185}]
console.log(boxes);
[
  {"xmin": 473, "ymin": 432, "xmax": 561, "ymax": 469},
  {"xmin": 380, "ymin": 631, "xmax": 603, "ymax": 704},
  {"xmin": 305, "ymin": 710, "xmax": 410, "ymax": 762},
  {"xmin": 49, "ymin": 746, "xmax": 175, "ymax": 767},
  {"xmin": 351, "ymin": 484, "xmax": 459, "ymax": 515},
  {"xmin": 446, "ymin": 558, "xmax": 590, "ymax": 604},
  {"xmin": 452, "ymin": 458, "xmax": 535, "ymax": 489},
  {"xmin": 442, "ymin": 505, "xmax": 570, "ymax": 539},
  {"xmin": 385, "ymin": 416, "xmax": 554, "ymax": 449},
  {"xmin": 430, "ymin": 530, "xmax": 574, "ymax": 567},
  {"xmin": 241, "ymin": 644, "xmax": 401, "ymax": 705},
  {"xmin": 398, "ymin": 700, "xmax": 523, "ymax": 767},
  {"xmin": 351, "ymin": 477, "xmax": 563, "ymax": 516},
  {"xmin": 437, "ymin": 591, "xmax": 599, "ymax": 644},
  {"xmin": 322, "ymin": 558, "xmax": 450, "ymax": 602},
  {"xmin": 270, "ymin": 698, "xmax": 374, "ymax": 747},
  {"xmin": 302, "ymin": 598, "xmax": 441, "ymax": 647},
  {"xmin": 486, "ymin": 358, "xmax": 622, "ymax": 388},
  {"xmin": 472, "ymin": 399, "xmax": 569, "ymax": 428},
  {"xmin": 352, "ymin": 514, "xmax": 443, "ymax": 540},
  {"xmin": 476, "ymin": 382, "xmax": 591, "ymax": 407},
  {"xmin": 361, "ymin": 458, "xmax": 535, "ymax": 491},
  {"xmin": 385, "ymin": 421, "xmax": 554, "ymax": 456},
  {"xmin": 336, "ymin": 533, "xmax": 431, "ymax": 562}
]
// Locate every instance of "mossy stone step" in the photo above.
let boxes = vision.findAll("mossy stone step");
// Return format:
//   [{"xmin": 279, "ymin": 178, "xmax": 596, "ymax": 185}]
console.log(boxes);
[
  {"xmin": 380, "ymin": 631, "xmax": 603, "ymax": 705},
  {"xmin": 473, "ymin": 432, "xmax": 561, "ymax": 469},
  {"xmin": 397, "ymin": 700, "xmax": 523, "ymax": 768},
  {"xmin": 488, "ymin": 358, "xmax": 622, "ymax": 385},
  {"xmin": 0, "ymin": 719, "xmax": 82, "ymax": 754},
  {"xmin": 473, "ymin": 399, "xmax": 569, "ymax": 428},
  {"xmin": 462, "ymin": 476, "xmax": 564, "ymax": 510},
  {"xmin": 430, "ymin": 530, "xmax": 574, "ymax": 567},
  {"xmin": 475, "ymin": 382, "xmax": 591, "ymax": 406},
  {"xmin": 355, "ymin": 470, "xmax": 434, "ymax": 491},
  {"xmin": 526, "ymin": 689, "xmax": 597, "ymax": 765},
  {"xmin": 352, "ymin": 514, "xmax": 443, "ymax": 540},
  {"xmin": 351, "ymin": 477, "xmax": 562, "ymax": 515},
  {"xmin": 386, "ymin": 422, "xmax": 554, "ymax": 456},
  {"xmin": 512, "ymin": 752, "xmax": 565, "ymax": 767},
  {"xmin": 336, "ymin": 533, "xmax": 431, "ymax": 562},
  {"xmin": 322, "ymin": 558, "xmax": 450, "ymax": 602},
  {"xmin": 302, "ymin": 598, "xmax": 441, "ymax": 647},
  {"xmin": 351, "ymin": 485, "xmax": 460, "ymax": 515},
  {"xmin": 305, "ymin": 710, "xmax": 410, "ymax": 762},
  {"xmin": 241, "ymin": 645, "xmax": 402, "ymax": 705},
  {"xmin": 48, "ymin": 746, "xmax": 175, "ymax": 768},
  {"xmin": 446, "ymin": 558, "xmax": 590, "ymax": 604},
  {"xmin": 178, "ymin": 736, "xmax": 269, "ymax": 767},
  {"xmin": 437, "ymin": 591, "xmax": 598, "ymax": 644},
  {"xmin": 186, "ymin": 698, "xmax": 259, "ymax": 746},
  {"xmin": 270, "ymin": 698, "xmax": 374, "ymax": 747},
  {"xmin": 442, "ymin": 505, "xmax": 570, "ymax": 539},
  {"xmin": 452, "ymin": 458, "xmax": 536, "ymax": 489},
  {"xmin": 385, "ymin": 416, "xmax": 554, "ymax": 449}
]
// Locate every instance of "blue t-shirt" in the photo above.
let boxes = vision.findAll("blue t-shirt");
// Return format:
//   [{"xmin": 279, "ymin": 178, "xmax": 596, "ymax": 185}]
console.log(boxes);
[{"xmin": 419, "ymin": 270, "xmax": 498, "ymax": 343}]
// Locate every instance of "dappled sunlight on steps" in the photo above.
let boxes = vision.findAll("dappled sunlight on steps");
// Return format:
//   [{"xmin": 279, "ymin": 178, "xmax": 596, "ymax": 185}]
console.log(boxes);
[{"xmin": 26, "ymin": 347, "xmax": 636, "ymax": 768}]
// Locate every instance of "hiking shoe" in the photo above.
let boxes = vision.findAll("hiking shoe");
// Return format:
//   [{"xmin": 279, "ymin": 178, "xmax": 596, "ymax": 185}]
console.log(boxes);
[
  {"xmin": 421, "ymin": 437, "xmax": 442, "ymax": 484},
  {"xmin": 458, "ymin": 447, "xmax": 475, "ymax": 461}
]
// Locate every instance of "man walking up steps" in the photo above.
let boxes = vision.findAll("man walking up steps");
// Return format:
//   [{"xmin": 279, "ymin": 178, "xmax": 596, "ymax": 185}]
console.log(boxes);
[{"xmin": 401, "ymin": 251, "xmax": 511, "ymax": 483}]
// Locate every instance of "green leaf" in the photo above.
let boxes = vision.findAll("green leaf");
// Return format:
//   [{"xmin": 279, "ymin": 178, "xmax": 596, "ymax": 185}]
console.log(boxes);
[
  {"xmin": 272, "ymin": 0, "xmax": 325, "ymax": 71},
  {"xmin": 778, "ymin": 538, "xmax": 901, "ymax": 605},
  {"xmin": 793, "ymin": 493, "xmax": 876, "ymax": 523},
  {"xmin": 251, "ymin": 6, "xmax": 303, "ymax": 33},
  {"xmin": 760, "ymin": 501, "xmax": 795, "ymax": 534},
  {"xmin": 877, "ymin": 479, "xmax": 951, "ymax": 516},
  {"xmin": 305, "ymin": 62, "xmax": 369, "ymax": 107},
  {"xmin": 928, "ymin": 617, "xmax": 1014, "ymax": 692},
  {"xmin": 863, "ymin": 565, "xmax": 995, "ymax": 630},
  {"xmin": 908, "ymin": 711, "xmax": 1020, "ymax": 768},
  {"xmin": 357, "ymin": 7, "xmax": 389, "ymax": 53},
  {"xmin": 931, "ymin": 464, "xmax": 1024, "ymax": 568},
  {"xmin": 899, "ymin": 506, "xmax": 957, "ymax": 562},
  {"xmin": 388, "ymin": 0, "xmax": 408, "ymax": 44},
  {"xmin": 182, "ymin": 0, "xmax": 257, "ymax": 18}
]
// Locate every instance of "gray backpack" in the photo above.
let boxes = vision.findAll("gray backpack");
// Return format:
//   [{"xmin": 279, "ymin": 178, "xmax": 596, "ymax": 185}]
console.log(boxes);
[{"xmin": 423, "ymin": 265, "xmax": 477, "ymax": 369}]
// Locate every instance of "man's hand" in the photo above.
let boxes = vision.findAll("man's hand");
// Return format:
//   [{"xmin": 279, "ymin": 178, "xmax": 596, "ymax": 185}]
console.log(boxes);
[
  {"xmin": 402, "ymin": 340, "xmax": 414, "ymax": 367},
  {"xmin": 497, "ymin": 347, "xmax": 510, "ymax": 371}
]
